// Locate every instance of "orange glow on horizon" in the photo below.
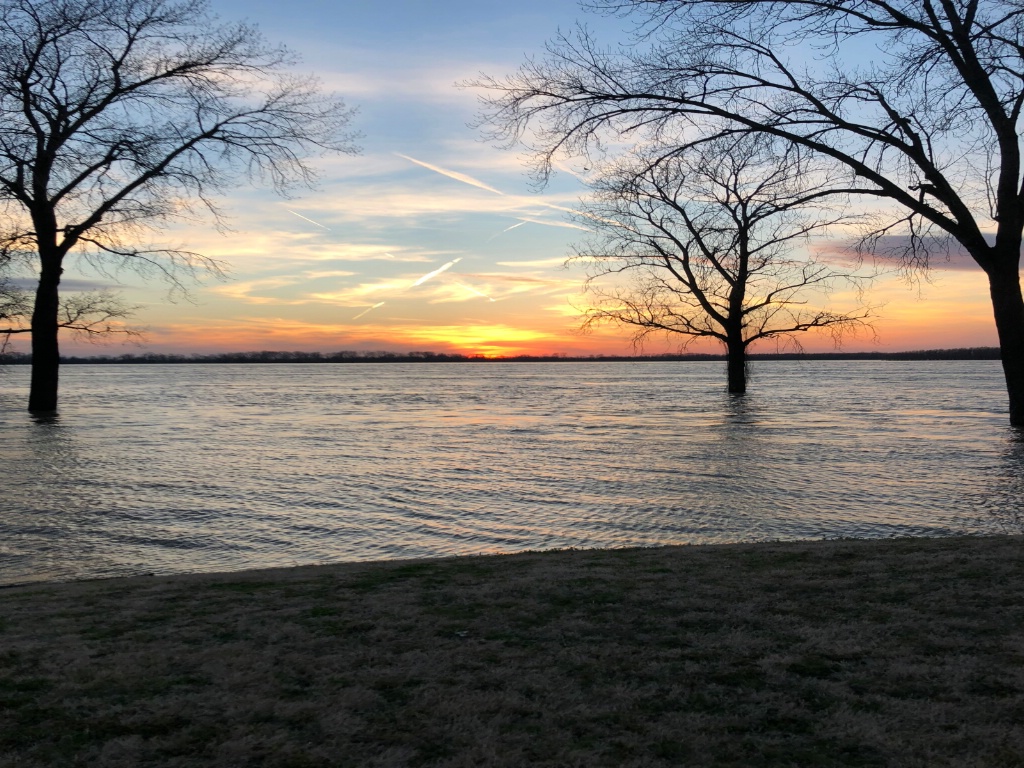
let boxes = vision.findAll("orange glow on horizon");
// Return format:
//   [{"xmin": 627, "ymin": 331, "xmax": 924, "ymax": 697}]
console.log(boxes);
[
  {"xmin": 77, "ymin": 317, "xmax": 630, "ymax": 358},
  {"xmin": 36, "ymin": 268, "xmax": 1003, "ymax": 359}
]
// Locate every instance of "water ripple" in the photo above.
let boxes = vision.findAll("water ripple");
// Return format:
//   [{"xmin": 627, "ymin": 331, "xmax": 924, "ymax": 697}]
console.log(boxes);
[{"xmin": 1, "ymin": 360, "xmax": 1021, "ymax": 584}]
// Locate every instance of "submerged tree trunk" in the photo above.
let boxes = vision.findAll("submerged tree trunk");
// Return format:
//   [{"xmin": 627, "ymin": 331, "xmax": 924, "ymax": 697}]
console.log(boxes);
[
  {"xmin": 987, "ymin": 259, "xmax": 1024, "ymax": 427},
  {"xmin": 28, "ymin": 260, "xmax": 61, "ymax": 412},
  {"xmin": 726, "ymin": 338, "xmax": 747, "ymax": 395}
]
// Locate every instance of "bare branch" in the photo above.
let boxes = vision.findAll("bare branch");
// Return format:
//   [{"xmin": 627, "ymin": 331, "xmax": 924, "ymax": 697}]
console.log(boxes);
[
  {"xmin": 0, "ymin": 0, "xmax": 359, "ymax": 410},
  {"xmin": 572, "ymin": 135, "xmax": 875, "ymax": 389},
  {"xmin": 1, "ymin": 278, "xmax": 141, "ymax": 346},
  {"xmin": 475, "ymin": 0, "xmax": 1024, "ymax": 420}
]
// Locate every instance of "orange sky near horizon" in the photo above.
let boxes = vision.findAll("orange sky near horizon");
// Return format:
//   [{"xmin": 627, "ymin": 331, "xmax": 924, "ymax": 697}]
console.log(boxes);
[
  {"xmin": 5, "ymin": 0, "xmax": 1013, "ymax": 361},
  {"xmin": 48, "ymin": 261, "xmax": 1003, "ymax": 358}
]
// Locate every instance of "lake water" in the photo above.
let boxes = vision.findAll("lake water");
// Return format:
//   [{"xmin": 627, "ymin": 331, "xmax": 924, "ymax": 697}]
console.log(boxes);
[{"xmin": 1, "ymin": 361, "xmax": 1021, "ymax": 585}]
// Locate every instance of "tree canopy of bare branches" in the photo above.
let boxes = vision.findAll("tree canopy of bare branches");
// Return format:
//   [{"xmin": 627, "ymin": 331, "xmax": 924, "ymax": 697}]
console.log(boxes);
[
  {"xmin": 0, "ymin": 0, "xmax": 358, "ymax": 411},
  {"xmin": 577, "ymin": 137, "xmax": 872, "ymax": 391},
  {"xmin": 476, "ymin": 0, "xmax": 1024, "ymax": 424},
  {"xmin": 1, "ymin": 275, "xmax": 139, "ymax": 357}
]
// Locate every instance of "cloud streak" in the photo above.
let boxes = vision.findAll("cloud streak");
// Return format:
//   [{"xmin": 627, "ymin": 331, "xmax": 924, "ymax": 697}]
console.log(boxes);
[
  {"xmin": 496, "ymin": 257, "xmax": 568, "ymax": 268},
  {"xmin": 390, "ymin": 154, "xmax": 595, "ymax": 234},
  {"xmin": 413, "ymin": 257, "xmax": 463, "ymax": 286},
  {"xmin": 486, "ymin": 220, "xmax": 528, "ymax": 242},
  {"xmin": 514, "ymin": 215, "xmax": 590, "ymax": 232},
  {"xmin": 286, "ymin": 209, "xmax": 332, "ymax": 231},
  {"xmin": 453, "ymin": 281, "xmax": 496, "ymax": 302},
  {"xmin": 395, "ymin": 153, "xmax": 505, "ymax": 196},
  {"xmin": 353, "ymin": 301, "xmax": 385, "ymax": 320}
]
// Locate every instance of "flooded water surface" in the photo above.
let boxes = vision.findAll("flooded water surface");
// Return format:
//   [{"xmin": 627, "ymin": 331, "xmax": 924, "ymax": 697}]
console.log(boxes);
[{"xmin": 1, "ymin": 361, "xmax": 1021, "ymax": 584}]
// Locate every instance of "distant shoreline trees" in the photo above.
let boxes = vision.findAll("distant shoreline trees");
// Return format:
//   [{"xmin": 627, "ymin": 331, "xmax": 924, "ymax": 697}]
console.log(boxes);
[
  {"xmin": 0, "ymin": 0, "xmax": 357, "ymax": 412},
  {"xmin": 0, "ymin": 348, "xmax": 1003, "ymax": 365}
]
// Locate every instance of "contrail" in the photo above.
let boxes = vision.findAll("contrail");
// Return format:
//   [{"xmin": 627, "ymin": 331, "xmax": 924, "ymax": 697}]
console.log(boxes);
[
  {"xmin": 454, "ymin": 282, "xmax": 496, "ymax": 302},
  {"xmin": 535, "ymin": 201, "xmax": 622, "ymax": 229},
  {"xmin": 395, "ymin": 153, "xmax": 505, "ymax": 196},
  {"xmin": 393, "ymin": 154, "xmax": 607, "ymax": 232},
  {"xmin": 536, "ymin": 201, "xmax": 577, "ymax": 215},
  {"xmin": 286, "ymin": 209, "xmax": 331, "ymax": 231},
  {"xmin": 514, "ymin": 215, "xmax": 590, "ymax": 232},
  {"xmin": 486, "ymin": 220, "xmax": 528, "ymax": 242},
  {"xmin": 352, "ymin": 301, "xmax": 385, "ymax": 320},
  {"xmin": 413, "ymin": 257, "xmax": 462, "ymax": 287}
]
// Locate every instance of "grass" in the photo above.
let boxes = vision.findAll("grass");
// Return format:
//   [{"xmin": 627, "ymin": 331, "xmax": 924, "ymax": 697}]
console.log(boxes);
[{"xmin": 1, "ymin": 535, "xmax": 1023, "ymax": 767}]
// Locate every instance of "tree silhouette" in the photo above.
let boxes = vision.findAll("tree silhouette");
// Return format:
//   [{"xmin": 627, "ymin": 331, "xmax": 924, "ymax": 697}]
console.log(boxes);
[
  {"xmin": 476, "ymin": 0, "xmax": 1024, "ymax": 424},
  {"xmin": 0, "ymin": 0, "xmax": 357, "ymax": 411},
  {"xmin": 576, "ymin": 137, "xmax": 872, "ymax": 392},
  {"xmin": 1, "ymin": 275, "xmax": 139, "ymax": 356}
]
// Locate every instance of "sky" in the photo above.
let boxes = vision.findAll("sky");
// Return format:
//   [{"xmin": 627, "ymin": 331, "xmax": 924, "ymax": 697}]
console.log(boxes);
[{"xmin": 27, "ymin": 0, "xmax": 1006, "ymax": 357}]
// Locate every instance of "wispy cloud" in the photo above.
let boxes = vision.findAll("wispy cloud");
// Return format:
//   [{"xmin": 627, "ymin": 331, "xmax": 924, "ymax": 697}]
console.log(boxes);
[
  {"xmin": 810, "ymin": 236, "xmax": 988, "ymax": 272},
  {"xmin": 311, "ymin": 279, "xmax": 410, "ymax": 304},
  {"xmin": 486, "ymin": 220, "xmax": 528, "ymax": 242},
  {"xmin": 458, "ymin": 271, "xmax": 580, "ymax": 298},
  {"xmin": 395, "ymin": 153, "xmax": 505, "ymax": 196},
  {"xmin": 353, "ymin": 301, "xmax": 385, "ymax": 320},
  {"xmin": 285, "ymin": 209, "xmax": 332, "ymax": 231},
  {"xmin": 9, "ymin": 277, "xmax": 125, "ymax": 292},
  {"xmin": 513, "ymin": 215, "xmax": 590, "ymax": 232},
  {"xmin": 413, "ymin": 257, "xmax": 463, "ymax": 286},
  {"xmin": 302, "ymin": 269, "xmax": 358, "ymax": 279},
  {"xmin": 453, "ymin": 281, "xmax": 496, "ymax": 302},
  {"xmin": 210, "ymin": 277, "xmax": 310, "ymax": 305},
  {"xmin": 178, "ymin": 233, "xmax": 437, "ymax": 268},
  {"xmin": 496, "ymin": 257, "xmax": 569, "ymax": 268}
]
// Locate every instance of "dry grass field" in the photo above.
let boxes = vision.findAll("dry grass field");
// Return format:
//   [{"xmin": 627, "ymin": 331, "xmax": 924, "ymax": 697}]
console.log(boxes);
[{"xmin": 1, "ymin": 535, "xmax": 1023, "ymax": 767}]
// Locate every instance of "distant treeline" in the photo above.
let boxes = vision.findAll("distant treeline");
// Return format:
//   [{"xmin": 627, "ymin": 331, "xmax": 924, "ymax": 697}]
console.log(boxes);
[{"xmin": 0, "ymin": 347, "xmax": 1003, "ymax": 364}]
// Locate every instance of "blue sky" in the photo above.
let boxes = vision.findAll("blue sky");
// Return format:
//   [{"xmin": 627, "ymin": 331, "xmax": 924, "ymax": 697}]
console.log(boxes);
[{"xmin": 35, "ymin": 0, "xmax": 1002, "ymax": 356}]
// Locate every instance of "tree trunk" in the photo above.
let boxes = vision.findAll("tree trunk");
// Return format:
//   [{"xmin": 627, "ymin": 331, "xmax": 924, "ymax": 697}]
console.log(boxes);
[
  {"xmin": 28, "ymin": 259, "xmax": 61, "ymax": 412},
  {"xmin": 726, "ymin": 338, "xmax": 746, "ymax": 394},
  {"xmin": 987, "ymin": 261, "xmax": 1024, "ymax": 426}
]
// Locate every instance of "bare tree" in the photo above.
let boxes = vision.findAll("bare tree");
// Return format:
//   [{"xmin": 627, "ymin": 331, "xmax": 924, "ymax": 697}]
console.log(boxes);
[
  {"xmin": 0, "ymin": 273, "xmax": 28, "ymax": 355},
  {"xmin": 0, "ymin": 0, "xmax": 357, "ymax": 411},
  {"xmin": 1, "ymin": 275, "xmax": 139, "ymax": 356},
  {"xmin": 476, "ymin": 0, "xmax": 1024, "ymax": 424},
  {"xmin": 576, "ymin": 137, "xmax": 872, "ymax": 391}
]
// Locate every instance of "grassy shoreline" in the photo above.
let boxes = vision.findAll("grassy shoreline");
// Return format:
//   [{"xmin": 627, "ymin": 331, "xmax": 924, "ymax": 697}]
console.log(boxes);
[{"xmin": 2, "ymin": 535, "xmax": 1023, "ymax": 766}]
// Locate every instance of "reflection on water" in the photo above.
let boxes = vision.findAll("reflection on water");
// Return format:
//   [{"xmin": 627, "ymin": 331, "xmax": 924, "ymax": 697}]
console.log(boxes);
[
  {"xmin": 0, "ymin": 360, "xmax": 1020, "ymax": 585},
  {"xmin": 964, "ymin": 430, "xmax": 1024, "ymax": 535}
]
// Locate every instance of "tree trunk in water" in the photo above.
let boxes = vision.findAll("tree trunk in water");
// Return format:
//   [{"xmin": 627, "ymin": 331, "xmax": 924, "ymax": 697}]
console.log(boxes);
[
  {"xmin": 28, "ymin": 262, "xmax": 61, "ymax": 412},
  {"xmin": 727, "ymin": 340, "xmax": 746, "ymax": 394},
  {"xmin": 988, "ymin": 262, "xmax": 1024, "ymax": 426}
]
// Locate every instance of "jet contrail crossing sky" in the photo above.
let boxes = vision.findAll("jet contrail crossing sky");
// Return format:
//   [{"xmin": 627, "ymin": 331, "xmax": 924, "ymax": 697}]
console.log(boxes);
[
  {"xmin": 413, "ymin": 257, "xmax": 462, "ymax": 287},
  {"xmin": 286, "ymin": 209, "xmax": 332, "ymax": 231}
]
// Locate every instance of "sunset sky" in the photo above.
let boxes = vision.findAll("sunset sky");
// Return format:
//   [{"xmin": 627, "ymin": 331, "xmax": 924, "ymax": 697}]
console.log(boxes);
[{"xmin": 28, "ymin": 0, "xmax": 1005, "ymax": 357}]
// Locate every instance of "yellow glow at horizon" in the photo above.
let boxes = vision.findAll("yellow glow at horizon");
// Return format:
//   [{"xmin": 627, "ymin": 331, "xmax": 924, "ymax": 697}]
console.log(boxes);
[{"xmin": 76, "ymin": 264, "xmax": 1004, "ymax": 361}]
